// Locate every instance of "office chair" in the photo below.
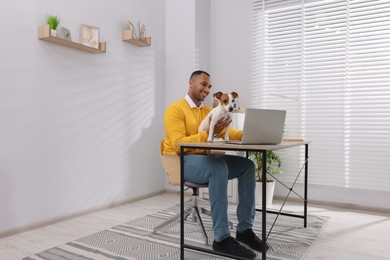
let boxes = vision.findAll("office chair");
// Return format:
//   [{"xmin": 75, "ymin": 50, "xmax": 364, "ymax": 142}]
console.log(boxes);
[{"xmin": 157, "ymin": 140, "xmax": 233, "ymax": 246}]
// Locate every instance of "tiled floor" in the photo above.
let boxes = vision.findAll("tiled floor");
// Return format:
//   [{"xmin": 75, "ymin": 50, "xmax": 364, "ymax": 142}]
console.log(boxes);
[{"xmin": 0, "ymin": 192, "xmax": 389, "ymax": 259}]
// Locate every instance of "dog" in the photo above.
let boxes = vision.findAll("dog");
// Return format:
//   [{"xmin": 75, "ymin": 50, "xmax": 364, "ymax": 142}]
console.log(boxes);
[{"xmin": 198, "ymin": 91, "xmax": 239, "ymax": 142}]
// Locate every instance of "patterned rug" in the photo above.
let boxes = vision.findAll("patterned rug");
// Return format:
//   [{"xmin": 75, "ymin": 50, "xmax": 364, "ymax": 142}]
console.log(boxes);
[{"xmin": 24, "ymin": 200, "xmax": 328, "ymax": 260}]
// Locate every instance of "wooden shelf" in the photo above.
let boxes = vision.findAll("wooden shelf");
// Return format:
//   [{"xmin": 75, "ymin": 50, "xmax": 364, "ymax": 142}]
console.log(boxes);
[
  {"xmin": 122, "ymin": 30, "xmax": 151, "ymax": 47},
  {"xmin": 38, "ymin": 25, "xmax": 106, "ymax": 53}
]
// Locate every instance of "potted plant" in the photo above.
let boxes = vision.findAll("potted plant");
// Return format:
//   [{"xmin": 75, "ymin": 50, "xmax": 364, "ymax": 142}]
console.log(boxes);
[
  {"xmin": 47, "ymin": 15, "xmax": 61, "ymax": 37},
  {"xmin": 248, "ymin": 150, "xmax": 283, "ymax": 207}
]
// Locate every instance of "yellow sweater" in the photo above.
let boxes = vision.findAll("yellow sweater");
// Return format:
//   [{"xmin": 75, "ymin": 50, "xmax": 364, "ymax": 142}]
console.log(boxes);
[{"xmin": 163, "ymin": 98, "xmax": 242, "ymax": 154}]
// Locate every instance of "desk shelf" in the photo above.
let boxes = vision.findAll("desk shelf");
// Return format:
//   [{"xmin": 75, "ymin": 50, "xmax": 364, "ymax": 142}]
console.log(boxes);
[
  {"xmin": 122, "ymin": 30, "xmax": 151, "ymax": 47},
  {"xmin": 38, "ymin": 25, "xmax": 106, "ymax": 54}
]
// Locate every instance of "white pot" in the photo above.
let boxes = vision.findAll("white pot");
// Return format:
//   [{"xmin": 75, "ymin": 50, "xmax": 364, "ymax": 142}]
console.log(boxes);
[
  {"xmin": 50, "ymin": 29, "xmax": 57, "ymax": 37},
  {"xmin": 255, "ymin": 180, "xmax": 275, "ymax": 208}
]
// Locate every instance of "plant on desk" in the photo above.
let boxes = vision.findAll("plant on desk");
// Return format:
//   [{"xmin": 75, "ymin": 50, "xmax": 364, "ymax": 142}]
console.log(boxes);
[{"xmin": 248, "ymin": 150, "xmax": 283, "ymax": 207}]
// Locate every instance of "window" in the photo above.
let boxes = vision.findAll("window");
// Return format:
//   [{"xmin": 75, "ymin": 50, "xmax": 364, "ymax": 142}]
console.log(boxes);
[{"xmin": 252, "ymin": 0, "xmax": 390, "ymax": 191}]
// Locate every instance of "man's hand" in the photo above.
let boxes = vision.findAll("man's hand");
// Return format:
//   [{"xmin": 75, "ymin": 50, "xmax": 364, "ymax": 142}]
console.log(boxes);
[{"xmin": 213, "ymin": 116, "xmax": 232, "ymax": 135}]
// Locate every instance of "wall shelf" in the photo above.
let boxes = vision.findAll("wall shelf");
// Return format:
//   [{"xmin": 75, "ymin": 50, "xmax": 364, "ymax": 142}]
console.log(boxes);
[
  {"xmin": 38, "ymin": 25, "xmax": 106, "ymax": 54},
  {"xmin": 122, "ymin": 30, "xmax": 151, "ymax": 47}
]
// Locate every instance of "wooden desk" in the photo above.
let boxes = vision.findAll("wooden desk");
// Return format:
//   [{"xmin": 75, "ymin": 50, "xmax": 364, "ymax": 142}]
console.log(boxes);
[{"xmin": 178, "ymin": 141, "xmax": 310, "ymax": 260}]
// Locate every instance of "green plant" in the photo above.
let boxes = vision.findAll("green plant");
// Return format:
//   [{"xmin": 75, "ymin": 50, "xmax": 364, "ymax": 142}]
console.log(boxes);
[
  {"xmin": 47, "ymin": 15, "xmax": 61, "ymax": 30},
  {"xmin": 248, "ymin": 151, "xmax": 283, "ymax": 182}
]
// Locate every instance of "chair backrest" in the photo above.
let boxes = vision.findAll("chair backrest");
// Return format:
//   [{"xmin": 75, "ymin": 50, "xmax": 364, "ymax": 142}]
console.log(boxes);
[{"xmin": 160, "ymin": 140, "xmax": 181, "ymax": 186}]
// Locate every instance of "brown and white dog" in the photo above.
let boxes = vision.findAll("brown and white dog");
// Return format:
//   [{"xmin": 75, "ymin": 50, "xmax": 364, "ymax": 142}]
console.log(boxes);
[{"xmin": 198, "ymin": 91, "xmax": 239, "ymax": 142}]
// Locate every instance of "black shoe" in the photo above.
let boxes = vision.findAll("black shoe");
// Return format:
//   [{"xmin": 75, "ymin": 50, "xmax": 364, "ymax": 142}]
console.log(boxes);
[
  {"xmin": 236, "ymin": 229, "xmax": 269, "ymax": 252},
  {"xmin": 213, "ymin": 236, "xmax": 257, "ymax": 259}
]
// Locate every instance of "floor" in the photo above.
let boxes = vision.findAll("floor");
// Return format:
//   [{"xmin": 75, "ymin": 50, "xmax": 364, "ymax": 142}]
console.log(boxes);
[{"xmin": 0, "ymin": 192, "xmax": 389, "ymax": 260}]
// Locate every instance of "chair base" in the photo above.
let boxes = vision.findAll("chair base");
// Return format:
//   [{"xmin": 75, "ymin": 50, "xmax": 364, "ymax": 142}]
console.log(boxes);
[
  {"xmin": 153, "ymin": 204, "xmax": 209, "ymax": 246},
  {"xmin": 153, "ymin": 184, "xmax": 234, "ymax": 246},
  {"xmin": 153, "ymin": 203, "xmax": 234, "ymax": 246}
]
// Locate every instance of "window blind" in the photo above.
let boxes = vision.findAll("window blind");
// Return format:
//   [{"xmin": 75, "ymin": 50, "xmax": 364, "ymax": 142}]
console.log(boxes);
[{"xmin": 252, "ymin": 0, "xmax": 390, "ymax": 191}]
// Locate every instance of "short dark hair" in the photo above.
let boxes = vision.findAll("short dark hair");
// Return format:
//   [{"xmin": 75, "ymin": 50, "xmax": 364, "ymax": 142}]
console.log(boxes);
[{"xmin": 190, "ymin": 70, "xmax": 210, "ymax": 80}]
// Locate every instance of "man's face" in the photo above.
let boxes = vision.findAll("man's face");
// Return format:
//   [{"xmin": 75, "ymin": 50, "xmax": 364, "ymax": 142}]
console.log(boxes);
[{"xmin": 189, "ymin": 73, "xmax": 212, "ymax": 105}]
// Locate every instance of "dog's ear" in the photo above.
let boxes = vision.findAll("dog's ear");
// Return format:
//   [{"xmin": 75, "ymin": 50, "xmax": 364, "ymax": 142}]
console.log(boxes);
[
  {"xmin": 213, "ymin": 91, "xmax": 223, "ymax": 100},
  {"xmin": 212, "ymin": 99, "xmax": 220, "ymax": 108},
  {"xmin": 231, "ymin": 92, "xmax": 239, "ymax": 98}
]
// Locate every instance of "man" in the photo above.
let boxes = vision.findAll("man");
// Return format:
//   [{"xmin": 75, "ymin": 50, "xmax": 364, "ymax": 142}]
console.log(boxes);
[{"xmin": 163, "ymin": 70, "xmax": 268, "ymax": 259}]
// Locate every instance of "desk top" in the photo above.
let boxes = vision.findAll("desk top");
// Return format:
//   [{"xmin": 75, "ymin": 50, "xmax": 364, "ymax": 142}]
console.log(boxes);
[{"xmin": 178, "ymin": 140, "xmax": 309, "ymax": 151}]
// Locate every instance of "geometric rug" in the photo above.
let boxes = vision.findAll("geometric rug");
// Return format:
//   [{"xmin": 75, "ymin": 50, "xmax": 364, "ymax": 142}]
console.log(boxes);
[{"xmin": 23, "ymin": 200, "xmax": 328, "ymax": 260}]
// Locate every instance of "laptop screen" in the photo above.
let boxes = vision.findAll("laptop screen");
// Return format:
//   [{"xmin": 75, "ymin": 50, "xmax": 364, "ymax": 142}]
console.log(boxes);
[{"xmin": 229, "ymin": 108, "xmax": 286, "ymax": 145}]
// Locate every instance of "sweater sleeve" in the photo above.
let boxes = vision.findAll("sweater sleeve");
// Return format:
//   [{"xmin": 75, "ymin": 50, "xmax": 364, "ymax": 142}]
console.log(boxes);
[
  {"xmin": 164, "ymin": 103, "xmax": 208, "ymax": 154},
  {"xmin": 229, "ymin": 128, "xmax": 243, "ymax": 140}
]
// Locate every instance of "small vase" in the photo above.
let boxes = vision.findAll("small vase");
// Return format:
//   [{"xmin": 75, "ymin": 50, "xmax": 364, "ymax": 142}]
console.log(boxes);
[{"xmin": 50, "ymin": 29, "xmax": 57, "ymax": 37}]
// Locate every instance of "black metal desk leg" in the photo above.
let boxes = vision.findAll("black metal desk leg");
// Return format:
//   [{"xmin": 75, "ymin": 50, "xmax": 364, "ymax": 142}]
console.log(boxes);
[
  {"xmin": 180, "ymin": 147, "xmax": 185, "ymax": 260},
  {"xmin": 304, "ymin": 144, "xmax": 308, "ymax": 228},
  {"xmin": 262, "ymin": 151, "xmax": 267, "ymax": 260}
]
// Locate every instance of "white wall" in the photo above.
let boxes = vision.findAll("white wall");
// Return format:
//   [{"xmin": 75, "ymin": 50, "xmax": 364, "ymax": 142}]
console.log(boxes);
[
  {"xmin": 195, "ymin": 0, "xmax": 211, "ymax": 72},
  {"xmin": 0, "ymin": 0, "xmax": 166, "ymax": 234},
  {"xmin": 165, "ymin": 0, "xmax": 212, "ymax": 108},
  {"xmin": 165, "ymin": 0, "xmax": 196, "ymax": 107},
  {"xmin": 210, "ymin": 0, "xmax": 252, "ymax": 106}
]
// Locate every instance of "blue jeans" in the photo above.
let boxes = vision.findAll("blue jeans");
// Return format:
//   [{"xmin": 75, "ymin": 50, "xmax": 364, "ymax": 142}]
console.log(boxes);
[{"xmin": 184, "ymin": 154, "xmax": 256, "ymax": 242}]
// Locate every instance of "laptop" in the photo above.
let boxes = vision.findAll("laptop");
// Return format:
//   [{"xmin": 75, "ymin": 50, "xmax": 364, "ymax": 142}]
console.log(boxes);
[{"xmin": 227, "ymin": 108, "xmax": 286, "ymax": 145}]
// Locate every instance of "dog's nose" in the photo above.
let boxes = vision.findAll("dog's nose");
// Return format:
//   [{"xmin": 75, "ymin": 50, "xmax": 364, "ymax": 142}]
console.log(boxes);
[{"xmin": 229, "ymin": 107, "xmax": 233, "ymax": 112}]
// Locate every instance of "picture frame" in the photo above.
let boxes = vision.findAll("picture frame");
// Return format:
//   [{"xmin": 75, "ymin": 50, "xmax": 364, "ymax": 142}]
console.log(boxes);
[{"xmin": 79, "ymin": 24, "xmax": 100, "ymax": 49}]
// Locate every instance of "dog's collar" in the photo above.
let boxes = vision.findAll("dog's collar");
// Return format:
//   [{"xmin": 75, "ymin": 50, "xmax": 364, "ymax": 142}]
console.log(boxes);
[{"xmin": 185, "ymin": 95, "xmax": 204, "ymax": 108}]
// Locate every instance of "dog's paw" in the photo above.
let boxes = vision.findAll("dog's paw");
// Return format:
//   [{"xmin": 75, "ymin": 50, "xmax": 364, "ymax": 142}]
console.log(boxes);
[{"xmin": 213, "ymin": 136, "xmax": 225, "ymax": 142}]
